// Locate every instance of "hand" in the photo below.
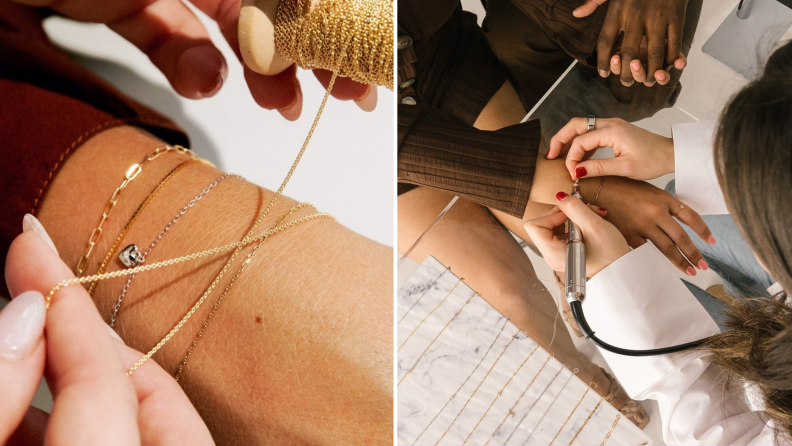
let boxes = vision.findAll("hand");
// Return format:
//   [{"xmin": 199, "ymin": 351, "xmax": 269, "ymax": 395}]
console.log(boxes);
[
  {"xmin": 1, "ymin": 217, "xmax": 213, "ymax": 445},
  {"xmin": 547, "ymin": 117, "xmax": 675, "ymax": 181},
  {"xmin": 573, "ymin": 0, "xmax": 689, "ymax": 86},
  {"xmin": 595, "ymin": 176, "xmax": 714, "ymax": 275},
  {"xmin": 12, "ymin": 0, "xmax": 373, "ymax": 120},
  {"xmin": 524, "ymin": 193, "xmax": 628, "ymax": 276}
]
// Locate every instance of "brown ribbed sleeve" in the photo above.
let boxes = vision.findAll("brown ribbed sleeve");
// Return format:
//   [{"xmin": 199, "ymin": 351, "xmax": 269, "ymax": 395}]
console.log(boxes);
[{"xmin": 398, "ymin": 104, "xmax": 540, "ymax": 217}]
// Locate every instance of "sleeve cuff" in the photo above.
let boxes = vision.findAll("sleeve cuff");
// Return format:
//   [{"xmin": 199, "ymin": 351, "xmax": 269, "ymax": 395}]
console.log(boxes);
[{"xmin": 672, "ymin": 120, "xmax": 729, "ymax": 215}]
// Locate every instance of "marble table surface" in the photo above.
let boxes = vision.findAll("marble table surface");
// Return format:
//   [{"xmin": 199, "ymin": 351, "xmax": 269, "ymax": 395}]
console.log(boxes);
[{"xmin": 397, "ymin": 256, "xmax": 651, "ymax": 446}]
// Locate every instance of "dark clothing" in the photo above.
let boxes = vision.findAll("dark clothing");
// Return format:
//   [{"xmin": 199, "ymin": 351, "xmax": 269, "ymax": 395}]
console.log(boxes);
[
  {"xmin": 397, "ymin": 0, "xmax": 701, "ymax": 216},
  {"xmin": 0, "ymin": 3, "xmax": 188, "ymax": 281}
]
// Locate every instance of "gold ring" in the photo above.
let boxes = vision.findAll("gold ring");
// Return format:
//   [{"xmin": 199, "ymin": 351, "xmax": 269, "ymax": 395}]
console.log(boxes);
[{"xmin": 680, "ymin": 204, "xmax": 685, "ymax": 210}]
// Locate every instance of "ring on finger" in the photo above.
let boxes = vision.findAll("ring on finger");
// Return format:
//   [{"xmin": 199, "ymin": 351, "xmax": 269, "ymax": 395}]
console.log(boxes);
[{"xmin": 587, "ymin": 115, "xmax": 596, "ymax": 132}]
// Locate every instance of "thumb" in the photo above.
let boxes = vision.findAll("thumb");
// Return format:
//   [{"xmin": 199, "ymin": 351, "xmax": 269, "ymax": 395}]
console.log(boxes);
[
  {"xmin": 572, "ymin": 156, "xmax": 634, "ymax": 180},
  {"xmin": 573, "ymin": 0, "xmax": 607, "ymax": 17},
  {"xmin": 555, "ymin": 192, "xmax": 604, "ymax": 234}
]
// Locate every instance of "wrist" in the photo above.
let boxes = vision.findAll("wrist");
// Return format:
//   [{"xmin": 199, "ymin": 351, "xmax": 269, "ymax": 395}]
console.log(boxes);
[{"xmin": 663, "ymin": 136, "xmax": 675, "ymax": 175}]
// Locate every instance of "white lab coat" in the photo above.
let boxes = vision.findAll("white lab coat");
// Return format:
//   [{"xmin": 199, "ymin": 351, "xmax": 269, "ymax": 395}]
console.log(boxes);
[{"xmin": 586, "ymin": 120, "xmax": 783, "ymax": 445}]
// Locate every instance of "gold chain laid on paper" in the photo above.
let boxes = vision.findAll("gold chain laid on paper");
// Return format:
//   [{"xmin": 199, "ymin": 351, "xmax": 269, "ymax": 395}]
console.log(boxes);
[
  {"xmin": 399, "ymin": 291, "xmax": 476, "ymax": 386},
  {"xmin": 87, "ymin": 158, "xmax": 202, "ymax": 296},
  {"xmin": 398, "ymin": 277, "xmax": 463, "ymax": 352},
  {"xmin": 411, "ymin": 317, "xmax": 510, "ymax": 446},
  {"xmin": 398, "ymin": 266, "xmax": 449, "ymax": 325},
  {"xmin": 75, "ymin": 145, "xmax": 195, "ymax": 277},
  {"xmin": 503, "ymin": 364, "xmax": 567, "ymax": 445},
  {"xmin": 567, "ymin": 395, "xmax": 605, "ymax": 446},
  {"xmin": 599, "ymin": 414, "xmax": 621, "ymax": 446},
  {"xmin": 109, "ymin": 174, "xmax": 236, "ymax": 329},
  {"xmin": 523, "ymin": 370, "xmax": 575, "ymax": 445},
  {"xmin": 174, "ymin": 202, "xmax": 315, "ymax": 382},
  {"xmin": 275, "ymin": 0, "xmax": 393, "ymax": 88},
  {"xmin": 461, "ymin": 345, "xmax": 541, "ymax": 445},
  {"xmin": 484, "ymin": 353, "xmax": 554, "ymax": 445},
  {"xmin": 435, "ymin": 333, "xmax": 521, "ymax": 445},
  {"xmin": 549, "ymin": 382, "xmax": 597, "ymax": 445}
]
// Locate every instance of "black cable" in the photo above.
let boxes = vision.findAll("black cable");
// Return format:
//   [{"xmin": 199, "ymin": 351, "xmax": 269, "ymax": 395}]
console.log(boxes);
[{"xmin": 569, "ymin": 301, "xmax": 713, "ymax": 357}]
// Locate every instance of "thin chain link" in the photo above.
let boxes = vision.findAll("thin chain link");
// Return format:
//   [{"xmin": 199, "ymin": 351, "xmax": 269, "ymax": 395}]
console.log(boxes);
[
  {"xmin": 567, "ymin": 395, "xmax": 605, "ymax": 446},
  {"xmin": 75, "ymin": 145, "xmax": 194, "ymax": 277},
  {"xmin": 600, "ymin": 414, "xmax": 621, "ymax": 446},
  {"xmin": 549, "ymin": 382, "xmax": 597, "ymax": 445}
]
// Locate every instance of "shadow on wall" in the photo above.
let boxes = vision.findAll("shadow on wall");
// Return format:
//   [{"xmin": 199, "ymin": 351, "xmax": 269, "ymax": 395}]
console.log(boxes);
[{"xmin": 60, "ymin": 46, "xmax": 224, "ymax": 169}]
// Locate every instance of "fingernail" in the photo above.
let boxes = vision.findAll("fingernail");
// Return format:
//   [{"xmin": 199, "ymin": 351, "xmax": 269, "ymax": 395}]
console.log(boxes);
[
  {"xmin": 599, "ymin": 69, "xmax": 608, "ymax": 78},
  {"xmin": 556, "ymin": 192, "xmax": 568, "ymax": 201},
  {"xmin": 182, "ymin": 45, "xmax": 227, "ymax": 99},
  {"xmin": 599, "ymin": 207, "xmax": 607, "ymax": 211},
  {"xmin": 677, "ymin": 60, "xmax": 686, "ymax": 69},
  {"xmin": 621, "ymin": 80, "xmax": 634, "ymax": 87},
  {"xmin": 0, "ymin": 291, "xmax": 46, "ymax": 361},
  {"xmin": 708, "ymin": 235, "xmax": 717, "ymax": 245},
  {"xmin": 612, "ymin": 56, "xmax": 620, "ymax": 64},
  {"xmin": 698, "ymin": 259, "xmax": 709, "ymax": 270},
  {"xmin": 23, "ymin": 214, "xmax": 58, "ymax": 255},
  {"xmin": 354, "ymin": 85, "xmax": 377, "ymax": 112},
  {"xmin": 656, "ymin": 72, "xmax": 666, "ymax": 81},
  {"xmin": 686, "ymin": 266, "xmax": 697, "ymax": 276},
  {"xmin": 106, "ymin": 324, "xmax": 124, "ymax": 344},
  {"xmin": 584, "ymin": 202, "xmax": 590, "ymax": 205},
  {"xmin": 631, "ymin": 60, "xmax": 641, "ymax": 70},
  {"xmin": 278, "ymin": 84, "xmax": 303, "ymax": 121},
  {"xmin": 576, "ymin": 167, "xmax": 587, "ymax": 178}
]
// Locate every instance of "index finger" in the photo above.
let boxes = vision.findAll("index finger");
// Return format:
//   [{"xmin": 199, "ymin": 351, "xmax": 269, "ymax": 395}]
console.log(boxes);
[
  {"xmin": 548, "ymin": 117, "xmax": 614, "ymax": 159},
  {"xmin": 564, "ymin": 130, "xmax": 617, "ymax": 178},
  {"xmin": 5, "ymin": 232, "xmax": 140, "ymax": 446}
]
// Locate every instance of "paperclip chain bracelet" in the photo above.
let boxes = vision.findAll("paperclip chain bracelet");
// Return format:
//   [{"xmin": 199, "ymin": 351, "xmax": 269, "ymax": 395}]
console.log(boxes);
[
  {"xmin": 75, "ymin": 144, "xmax": 195, "ymax": 277},
  {"xmin": 109, "ymin": 173, "xmax": 239, "ymax": 328},
  {"xmin": 87, "ymin": 158, "xmax": 202, "ymax": 295}
]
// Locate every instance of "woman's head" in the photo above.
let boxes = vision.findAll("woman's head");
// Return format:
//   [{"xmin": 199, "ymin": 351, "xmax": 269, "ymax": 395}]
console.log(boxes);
[{"xmin": 711, "ymin": 39, "xmax": 792, "ymax": 440}]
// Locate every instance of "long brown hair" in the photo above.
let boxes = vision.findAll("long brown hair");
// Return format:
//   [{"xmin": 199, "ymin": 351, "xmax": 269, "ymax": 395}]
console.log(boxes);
[{"xmin": 710, "ymin": 39, "xmax": 792, "ymax": 440}]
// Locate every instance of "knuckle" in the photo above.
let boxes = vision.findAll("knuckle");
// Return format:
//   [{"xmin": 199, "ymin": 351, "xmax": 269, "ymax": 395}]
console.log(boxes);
[
  {"xmin": 620, "ymin": 47, "xmax": 638, "ymax": 59},
  {"xmin": 597, "ymin": 35, "xmax": 614, "ymax": 49},
  {"xmin": 648, "ymin": 48, "xmax": 666, "ymax": 62}
]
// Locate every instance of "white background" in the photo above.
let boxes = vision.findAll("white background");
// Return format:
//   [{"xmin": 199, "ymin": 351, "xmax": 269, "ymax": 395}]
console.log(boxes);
[{"xmin": 42, "ymin": 6, "xmax": 394, "ymax": 247}]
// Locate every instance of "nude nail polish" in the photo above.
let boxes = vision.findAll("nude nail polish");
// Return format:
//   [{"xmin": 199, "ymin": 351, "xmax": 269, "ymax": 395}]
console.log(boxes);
[
  {"xmin": 556, "ymin": 192, "xmax": 568, "ymax": 201},
  {"xmin": 698, "ymin": 259, "xmax": 709, "ymax": 270},
  {"xmin": 631, "ymin": 60, "xmax": 641, "ymax": 70},
  {"xmin": 656, "ymin": 72, "xmax": 666, "ymax": 81},
  {"xmin": 708, "ymin": 235, "xmax": 717, "ymax": 245},
  {"xmin": 686, "ymin": 266, "xmax": 697, "ymax": 276},
  {"xmin": 576, "ymin": 167, "xmax": 587, "ymax": 178},
  {"xmin": 0, "ymin": 291, "xmax": 46, "ymax": 362},
  {"xmin": 23, "ymin": 214, "xmax": 58, "ymax": 255}
]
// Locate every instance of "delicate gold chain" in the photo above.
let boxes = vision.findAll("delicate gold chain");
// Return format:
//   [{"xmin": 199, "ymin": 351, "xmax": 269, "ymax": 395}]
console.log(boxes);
[
  {"xmin": 503, "ymin": 363, "xmax": 567, "ymax": 445},
  {"xmin": 87, "ymin": 158, "xmax": 202, "ymax": 295},
  {"xmin": 461, "ymin": 345, "xmax": 541, "ymax": 445},
  {"xmin": 75, "ymin": 144, "xmax": 195, "ymax": 277},
  {"xmin": 599, "ymin": 414, "xmax": 621, "ymax": 446},
  {"xmin": 411, "ymin": 317, "xmax": 510, "ymax": 446},
  {"xmin": 568, "ymin": 395, "xmax": 605, "ymax": 446},
  {"xmin": 549, "ymin": 382, "xmax": 597, "ymax": 445},
  {"xmin": 399, "ymin": 291, "xmax": 476, "ymax": 387},
  {"xmin": 173, "ymin": 202, "xmax": 314, "ymax": 382},
  {"xmin": 398, "ymin": 266, "xmax": 449, "ymax": 325},
  {"xmin": 484, "ymin": 353, "xmax": 554, "ymax": 445},
  {"xmin": 523, "ymin": 367, "xmax": 576, "ymax": 445},
  {"xmin": 275, "ymin": 0, "xmax": 393, "ymax": 88},
  {"xmin": 435, "ymin": 333, "xmax": 520, "ymax": 445},
  {"xmin": 398, "ymin": 277, "xmax": 462, "ymax": 352}
]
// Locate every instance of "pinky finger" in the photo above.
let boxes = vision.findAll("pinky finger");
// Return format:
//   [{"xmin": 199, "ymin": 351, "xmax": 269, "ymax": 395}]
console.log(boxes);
[{"xmin": 610, "ymin": 55, "xmax": 621, "ymax": 76}]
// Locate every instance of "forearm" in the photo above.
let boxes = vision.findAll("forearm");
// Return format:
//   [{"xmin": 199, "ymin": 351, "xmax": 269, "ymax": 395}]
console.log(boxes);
[{"xmin": 35, "ymin": 126, "xmax": 392, "ymax": 445}]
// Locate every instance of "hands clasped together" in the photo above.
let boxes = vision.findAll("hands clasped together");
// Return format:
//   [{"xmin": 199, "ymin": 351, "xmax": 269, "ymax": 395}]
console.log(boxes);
[
  {"xmin": 1, "ymin": 217, "xmax": 213, "ymax": 446},
  {"xmin": 527, "ymin": 117, "xmax": 715, "ymax": 279}
]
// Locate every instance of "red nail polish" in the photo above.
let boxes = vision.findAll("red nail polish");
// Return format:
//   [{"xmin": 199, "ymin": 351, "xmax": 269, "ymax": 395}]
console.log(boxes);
[
  {"xmin": 584, "ymin": 202, "xmax": 590, "ymax": 205},
  {"xmin": 556, "ymin": 192, "xmax": 568, "ymax": 201},
  {"xmin": 576, "ymin": 167, "xmax": 587, "ymax": 178},
  {"xmin": 599, "ymin": 207, "xmax": 607, "ymax": 211},
  {"xmin": 686, "ymin": 266, "xmax": 696, "ymax": 276}
]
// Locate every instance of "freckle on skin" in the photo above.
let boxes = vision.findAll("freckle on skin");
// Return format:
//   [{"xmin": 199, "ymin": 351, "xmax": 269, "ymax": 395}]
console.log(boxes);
[{"xmin": 255, "ymin": 316, "xmax": 263, "ymax": 324}]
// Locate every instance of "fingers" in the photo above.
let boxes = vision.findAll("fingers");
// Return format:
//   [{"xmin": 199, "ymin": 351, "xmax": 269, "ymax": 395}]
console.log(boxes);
[
  {"xmin": 5, "ymin": 231, "xmax": 140, "ymax": 446},
  {"xmin": 647, "ymin": 227, "xmax": 696, "ymax": 275},
  {"xmin": 0, "ymin": 291, "xmax": 46, "ymax": 444},
  {"xmin": 596, "ymin": 8, "xmax": 622, "ymax": 78},
  {"xmin": 610, "ymin": 55, "xmax": 621, "ymax": 76},
  {"xmin": 672, "ymin": 201, "xmax": 716, "ymax": 245},
  {"xmin": 573, "ymin": 0, "xmax": 608, "ymax": 18},
  {"xmin": 673, "ymin": 53, "xmax": 687, "ymax": 71},
  {"xmin": 644, "ymin": 24, "xmax": 667, "ymax": 85},
  {"xmin": 619, "ymin": 24, "xmax": 644, "ymax": 86},
  {"xmin": 7, "ymin": 406, "xmax": 49, "ymax": 446},
  {"xmin": 665, "ymin": 21, "xmax": 685, "ymax": 68},
  {"xmin": 657, "ymin": 215, "xmax": 707, "ymax": 274},
  {"xmin": 548, "ymin": 117, "xmax": 614, "ymax": 160},
  {"xmin": 555, "ymin": 193, "xmax": 606, "ymax": 233},
  {"xmin": 107, "ymin": 0, "xmax": 228, "ymax": 100},
  {"xmin": 630, "ymin": 59, "xmax": 647, "ymax": 84}
]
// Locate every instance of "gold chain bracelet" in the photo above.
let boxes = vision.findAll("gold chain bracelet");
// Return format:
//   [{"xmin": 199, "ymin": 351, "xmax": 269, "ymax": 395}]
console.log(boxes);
[{"xmin": 75, "ymin": 144, "xmax": 195, "ymax": 277}]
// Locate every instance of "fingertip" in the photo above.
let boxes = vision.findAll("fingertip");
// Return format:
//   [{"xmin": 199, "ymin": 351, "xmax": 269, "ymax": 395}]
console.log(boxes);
[
  {"xmin": 708, "ymin": 234, "xmax": 717, "ymax": 245},
  {"xmin": 630, "ymin": 60, "xmax": 641, "ymax": 71},
  {"xmin": 278, "ymin": 82, "xmax": 303, "ymax": 121},
  {"xmin": 686, "ymin": 265, "xmax": 697, "ymax": 276},
  {"xmin": 675, "ymin": 58, "xmax": 686, "ymax": 70},
  {"xmin": 177, "ymin": 45, "xmax": 227, "ymax": 99},
  {"xmin": 354, "ymin": 85, "xmax": 377, "ymax": 112}
]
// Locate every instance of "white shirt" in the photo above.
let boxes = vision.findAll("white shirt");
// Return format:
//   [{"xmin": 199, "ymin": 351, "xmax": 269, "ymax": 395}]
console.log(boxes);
[{"xmin": 587, "ymin": 120, "xmax": 781, "ymax": 445}]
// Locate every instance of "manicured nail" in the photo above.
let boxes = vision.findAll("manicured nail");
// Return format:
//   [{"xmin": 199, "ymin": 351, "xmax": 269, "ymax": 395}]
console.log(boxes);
[
  {"xmin": 599, "ymin": 207, "xmax": 607, "ymax": 211},
  {"xmin": 584, "ymin": 202, "xmax": 590, "ymax": 205},
  {"xmin": 23, "ymin": 214, "xmax": 58, "ymax": 255},
  {"xmin": 631, "ymin": 60, "xmax": 641, "ymax": 70},
  {"xmin": 0, "ymin": 291, "xmax": 46, "ymax": 361},
  {"xmin": 182, "ymin": 45, "xmax": 227, "ymax": 99},
  {"xmin": 106, "ymin": 324, "xmax": 124, "ymax": 344},
  {"xmin": 698, "ymin": 259, "xmax": 709, "ymax": 270},
  {"xmin": 354, "ymin": 85, "xmax": 377, "ymax": 112},
  {"xmin": 676, "ymin": 60, "xmax": 686, "ymax": 69},
  {"xmin": 599, "ymin": 69, "xmax": 608, "ymax": 78},
  {"xmin": 656, "ymin": 71, "xmax": 666, "ymax": 81},
  {"xmin": 576, "ymin": 167, "xmax": 587, "ymax": 178},
  {"xmin": 278, "ymin": 84, "xmax": 303, "ymax": 121},
  {"xmin": 556, "ymin": 192, "xmax": 568, "ymax": 201},
  {"xmin": 686, "ymin": 266, "xmax": 697, "ymax": 276},
  {"xmin": 708, "ymin": 235, "xmax": 716, "ymax": 245}
]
